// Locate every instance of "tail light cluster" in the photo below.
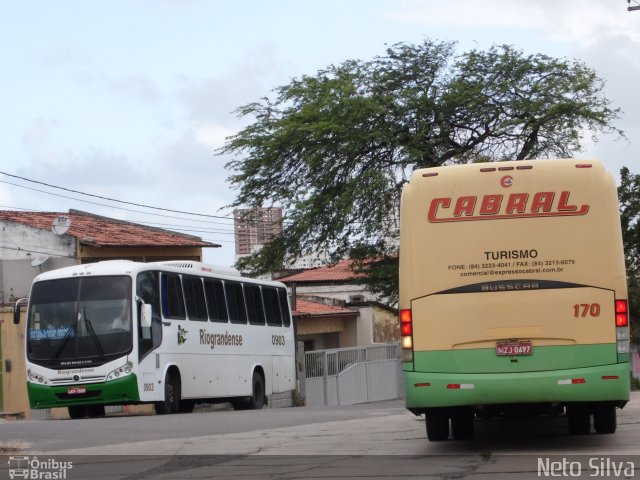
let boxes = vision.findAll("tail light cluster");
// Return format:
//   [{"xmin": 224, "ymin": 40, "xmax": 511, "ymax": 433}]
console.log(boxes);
[
  {"xmin": 615, "ymin": 300, "xmax": 629, "ymax": 355},
  {"xmin": 400, "ymin": 309, "xmax": 413, "ymax": 362}
]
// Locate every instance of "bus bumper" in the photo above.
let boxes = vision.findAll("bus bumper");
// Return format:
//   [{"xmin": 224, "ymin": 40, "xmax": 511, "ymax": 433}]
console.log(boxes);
[
  {"xmin": 405, "ymin": 363, "xmax": 630, "ymax": 409},
  {"xmin": 28, "ymin": 374, "xmax": 140, "ymax": 409}
]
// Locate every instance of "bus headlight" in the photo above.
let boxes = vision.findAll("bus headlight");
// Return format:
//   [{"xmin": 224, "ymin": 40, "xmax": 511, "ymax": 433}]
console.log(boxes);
[
  {"xmin": 106, "ymin": 361, "xmax": 133, "ymax": 382},
  {"xmin": 27, "ymin": 369, "xmax": 50, "ymax": 385}
]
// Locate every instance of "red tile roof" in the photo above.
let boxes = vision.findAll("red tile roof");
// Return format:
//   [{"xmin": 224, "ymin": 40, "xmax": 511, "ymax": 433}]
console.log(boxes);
[
  {"xmin": 0, "ymin": 210, "xmax": 219, "ymax": 248},
  {"xmin": 279, "ymin": 259, "xmax": 366, "ymax": 283},
  {"xmin": 292, "ymin": 298, "xmax": 359, "ymax": 318}
]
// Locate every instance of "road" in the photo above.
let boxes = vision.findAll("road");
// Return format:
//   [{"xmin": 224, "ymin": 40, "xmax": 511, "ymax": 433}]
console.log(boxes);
[{"xmin": 2, "ymin": 395, "xmax": 640, "ymax": 479}]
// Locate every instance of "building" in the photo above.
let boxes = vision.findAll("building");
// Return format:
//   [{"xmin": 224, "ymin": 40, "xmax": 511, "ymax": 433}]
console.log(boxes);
[
  {"xmin": 233, "ymin": 207, "xmax": 283, "ymax": 258},
  {"xmin": 278, "ymin": 259, "xmax": 369, "ymax": 303},
  {"xmin": 291, "ymin": 297, "xmax": 360, "ymax": 352},
  {"xmin": 280, "ymin": 259, "xmax": 399, "ymax": 350},
  {"xmin": 0, "ymin": 209, "xmax": 219, "ymax": 303}
]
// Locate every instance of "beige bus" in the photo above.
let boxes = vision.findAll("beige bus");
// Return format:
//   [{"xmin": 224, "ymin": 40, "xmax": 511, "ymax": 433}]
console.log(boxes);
[{"xmin": 400, "ymin": 159, "xmax": 630, "ymax": 441}]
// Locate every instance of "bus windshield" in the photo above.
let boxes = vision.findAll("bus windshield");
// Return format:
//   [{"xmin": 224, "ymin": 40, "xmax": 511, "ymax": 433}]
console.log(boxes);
[{"xmin": 26, "ymin": 276, "xmax": 133, "ymax": 368}]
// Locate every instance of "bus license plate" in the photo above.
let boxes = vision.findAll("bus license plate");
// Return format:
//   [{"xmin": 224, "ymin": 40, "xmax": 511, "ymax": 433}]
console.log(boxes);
[
  {"xmin": 496, "ymin": 341, "xmax": 533, "ymax": 356},
  {"xmin": 67, "ymin": 387, "xmax": 86, "ymax": 395}
]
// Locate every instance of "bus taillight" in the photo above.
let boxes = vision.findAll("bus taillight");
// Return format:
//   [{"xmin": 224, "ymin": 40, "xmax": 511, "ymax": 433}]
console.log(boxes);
[
  {"xmin": 615, "ymin": 299, "xmax": 629, "ymax": 354},
  {"xmin": 400, "ymin": 309, "xmax": 413, "ymax": 362}
]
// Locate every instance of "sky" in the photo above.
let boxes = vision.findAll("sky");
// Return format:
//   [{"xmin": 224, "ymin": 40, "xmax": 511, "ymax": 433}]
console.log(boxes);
[{"xmin": 1, "ymin": 0, "xmax": 639, "ymax": 268}]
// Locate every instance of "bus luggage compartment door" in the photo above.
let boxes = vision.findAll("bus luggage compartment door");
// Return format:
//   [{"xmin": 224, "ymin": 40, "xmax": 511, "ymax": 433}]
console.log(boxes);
[{"xmin": 410, "ymin": 287, "xmax": 617, "ymax": 374}]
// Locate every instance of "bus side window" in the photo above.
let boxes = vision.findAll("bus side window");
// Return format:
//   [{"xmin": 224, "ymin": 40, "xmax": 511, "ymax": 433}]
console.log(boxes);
[
  {"xmin": 225, "ymin": 281, "xmax": 247, "ymax": 324},
  {"xmin": 277, "ymin": 288, "xmax": 291, "ymax": 327},
  {"xmin": 183, "ymin": 276, "xmax": 207, "ymax": 321},
  {"xmin": 161, "ymin": 273, "xmax": 186, "ymax": 320},
  {"xmin": 245, "ymin": 284, "xmax": 266, "ymax": 326},
  {"xmin": 136, "ymin": 271, "xmax": 162, "ymax": 361},
  {"xmin": 263, "ymin": 287, "xmax": 282, "ymax": 327},
  {"xmin": 204, "ymin": 279, "xmax": 228, "ymax": 323}
]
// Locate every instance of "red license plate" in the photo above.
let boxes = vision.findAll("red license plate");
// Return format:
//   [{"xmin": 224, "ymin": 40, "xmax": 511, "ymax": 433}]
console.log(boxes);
[
  {"xmin": 67, "ymin": 387, "xmax": 86, "ymax": 395},
  {"xmin": 496, "ymin": 341, "xmax": 533, "ymax": 356}
]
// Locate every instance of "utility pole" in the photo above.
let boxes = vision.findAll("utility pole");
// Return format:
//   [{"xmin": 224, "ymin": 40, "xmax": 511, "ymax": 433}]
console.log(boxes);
[{"xmin": 629, "ymin": 0, "xmax": 640, "ymax": 11}]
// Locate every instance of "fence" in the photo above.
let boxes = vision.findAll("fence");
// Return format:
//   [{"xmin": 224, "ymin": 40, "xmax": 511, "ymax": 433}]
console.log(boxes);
[{"xmin": 303, "ymin": 344, "xmax": 402, "ymax": 407}]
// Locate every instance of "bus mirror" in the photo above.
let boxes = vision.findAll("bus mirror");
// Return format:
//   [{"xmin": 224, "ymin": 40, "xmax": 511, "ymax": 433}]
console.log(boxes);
[
  {"xmin": 141, "ymin": 304, "xmax": 152, "ymax": 328},
  {"xmin": 13, "ymin": 297, "xmax": 28, "ymax": 325}
]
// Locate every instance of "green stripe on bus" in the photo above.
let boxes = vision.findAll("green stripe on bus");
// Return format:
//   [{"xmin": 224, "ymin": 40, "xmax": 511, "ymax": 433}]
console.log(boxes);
[
  {"xmin": 409, "ymin": 344, "xmax": 619, "ymax": 374},
  {"xmin": 405, "ymin": 363, "xmax": 630, "ymax": 408},
  {"xmin": 28, "ymin": 374, "xmax": 140, "ymax": 409}
]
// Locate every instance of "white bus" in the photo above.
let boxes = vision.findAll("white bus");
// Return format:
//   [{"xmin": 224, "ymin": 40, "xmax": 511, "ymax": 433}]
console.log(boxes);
[{"xmin": 14, "ymin": 260, "xmax": 296, "ymax": 418}]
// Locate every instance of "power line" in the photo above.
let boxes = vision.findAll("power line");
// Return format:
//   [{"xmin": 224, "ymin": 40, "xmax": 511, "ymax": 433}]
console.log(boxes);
[
  {"xmin": 0, "ymin": 243, "xmax": 76, "ymax": 259},
  {"xmin": 0, "ymin": 179, "xmax": 235, "ymax": 226},
  {"xmin": 0, "ymin": 170, "xmax": 234, "ymax": 221},
  {"xmin": 1, "ymin": 175, "xmax": 289, "ymax": 228}
]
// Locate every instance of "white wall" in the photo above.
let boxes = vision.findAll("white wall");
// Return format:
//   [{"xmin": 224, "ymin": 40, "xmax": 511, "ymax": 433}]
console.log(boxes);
[
  {"xmin": 291, "ymin": 284, "xmax": 375, "ymax": 303},
  {"xmin": 0, "ymin": 222, "xmax": 76, "ymax": 300}
]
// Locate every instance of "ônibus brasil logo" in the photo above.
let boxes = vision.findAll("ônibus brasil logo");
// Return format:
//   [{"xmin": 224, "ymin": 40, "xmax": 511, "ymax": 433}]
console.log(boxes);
[{"xmin": 8, "ymin": 456, "xmax": 73, "ymax": 479}]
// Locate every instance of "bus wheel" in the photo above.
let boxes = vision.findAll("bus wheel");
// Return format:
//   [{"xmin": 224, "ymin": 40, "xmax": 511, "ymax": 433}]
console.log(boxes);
[
  {"xmin": 426, "ymin": 411, "xmax": 449, "ymax": 441},
  {"xmin": 155, "ymin": 373, "xmax": 180, "ymax": 415},
  {"xmin": 68, "ymin": 406, "xmax": 86, "ymax": 419},
  {"xmin": 247, "ymin": 371, "xmax": 265, "ymax": 410},
  {"xmin": 566, "ymin": 404, "xmax": 591, "ymax": 435},
  {"xmin": 451, "ymin": 408, "xmax": 474, "ymax": 440},
  {"xmin": 593, "ymin": 404, "xmax": 616, "ymax": 434},
  {"xmin": 87, "ymin": 405, "xmax": 106, "ymax": 418}
]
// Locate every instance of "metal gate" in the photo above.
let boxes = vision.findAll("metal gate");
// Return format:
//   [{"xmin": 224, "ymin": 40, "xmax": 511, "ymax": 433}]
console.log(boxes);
[{"xmin": 303, "ymin": 344, "xmax": 402, "ymax": 407}]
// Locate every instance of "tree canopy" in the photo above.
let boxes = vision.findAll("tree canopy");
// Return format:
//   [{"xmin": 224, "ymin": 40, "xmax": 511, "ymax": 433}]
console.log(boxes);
[
  {"xmin": 619, "ymin": 167, "xmax": 640, "ymax": 339},
  {"xmin": 220, "ymin": 40, "xmax": 622, "ymax": 303}
]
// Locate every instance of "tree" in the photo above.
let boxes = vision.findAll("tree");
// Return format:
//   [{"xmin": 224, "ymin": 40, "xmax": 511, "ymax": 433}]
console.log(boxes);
[
  {"xmin": 619, "ymin": 167, "xmax": 640, "ymax": 341},
  {"xmin": 220, "ymin": 40, "xmax": 622, "ymax": 303}
]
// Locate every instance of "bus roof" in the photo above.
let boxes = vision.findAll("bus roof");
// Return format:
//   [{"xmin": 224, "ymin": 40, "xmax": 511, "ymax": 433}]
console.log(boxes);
[{"xmin": 32, "ymin": 260, "xmax": 287, "ymax": 289}]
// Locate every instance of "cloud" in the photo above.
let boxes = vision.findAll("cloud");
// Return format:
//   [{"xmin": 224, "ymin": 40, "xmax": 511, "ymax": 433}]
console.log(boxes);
[
  {"xmin": 110, "ymin": 74, "xmax": 163, "ymax": 104},
  {"xmin": 574, "ymin": 34, "xmax": 640, "ymax": 127},
  {"xmin": 194, "ymin": 124, "xmax": 236, "ymax": 149},
  {"xmin": 0, "ymin": 183, "xmax": 14, "ymax": 207},
  {"xmin": 387, "ymin": 0, "xmax": 640, "ymax": 46},
  {"xmin": 176, "ymin": 41, "xmax": 285, "ymax": 123},
  {"xmin": 22, "ymin": 118, "xmax": 59, "ymax": 148},
  {"xmin": 16, "ymin": 148, "xmax": 145, "ymax": 191}
]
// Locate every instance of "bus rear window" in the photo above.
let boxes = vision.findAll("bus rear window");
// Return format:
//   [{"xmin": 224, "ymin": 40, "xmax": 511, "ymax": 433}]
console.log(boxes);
[
  {"xmin": 262, "ymin": 287, "xmax": 282, "ymax": 326},
  {"xmin": 278, "ymin": 288, "xmax": 291, "ymax": 327}
]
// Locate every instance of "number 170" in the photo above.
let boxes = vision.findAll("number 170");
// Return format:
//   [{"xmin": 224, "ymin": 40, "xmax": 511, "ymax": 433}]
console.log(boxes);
[{"xmin": 573, "ymin": 303, "xmax": 600, "ymax": 317}]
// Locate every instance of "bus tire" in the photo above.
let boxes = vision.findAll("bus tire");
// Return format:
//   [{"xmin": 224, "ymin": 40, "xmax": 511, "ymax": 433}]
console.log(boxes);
[
  {"xmin": 593, "ymin": 404, "xmax": 616, "ymax": 434},
  {"xmin": 566, "ymin": 404, "xmax": 591, "ymax": 435},
  {"xmin": 426, "ymin": 411, "xmax": 449, "ymax": 441},
  {"xmin": 451, "ymin": 408, "xmax": 474, "ymax": 440},
  {"xmin": 247, "ymin": 371, "xmax": 265, "ymax": 410},
  {"xmin": 68, "ymin": 405, "xmax": 86, "ymax": 419},
  {"xmin": 155, "ymin": 372, "xmax": 180, "ymax": 415}
]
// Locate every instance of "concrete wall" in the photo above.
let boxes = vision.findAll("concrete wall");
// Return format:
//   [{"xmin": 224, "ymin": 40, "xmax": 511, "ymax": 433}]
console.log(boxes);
[
  {"xmin": 0, "ymin": 258, "xmax": 77, "ymax": 301},
  {"xmin": 1, "ymin": 308, "xmax": 29, "ymax": 417},
  {"xmin": 0, "ymin": 222, "xmax": 77, "ymax": 301},
  {"xmin": 0, "ymin": 222, "xmax": 76, "ymax": 260},
  {"xmin": 291, "ymin": 284, "xmax": 375, "ymax": 303}
]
